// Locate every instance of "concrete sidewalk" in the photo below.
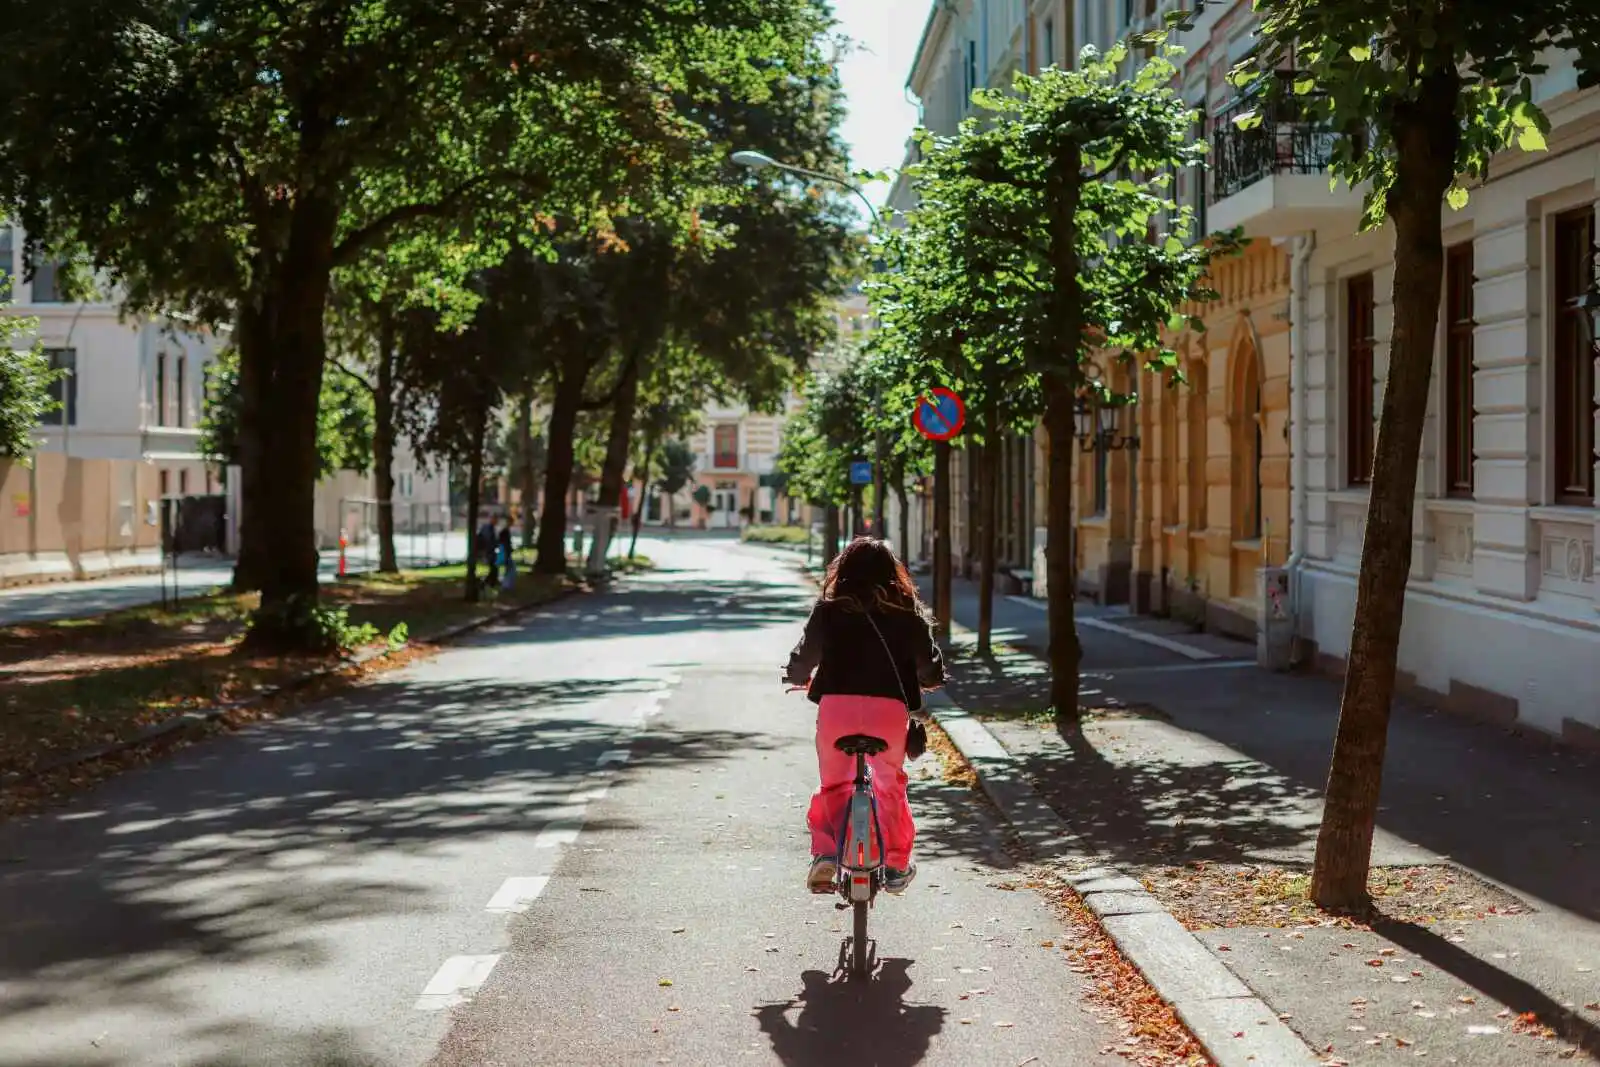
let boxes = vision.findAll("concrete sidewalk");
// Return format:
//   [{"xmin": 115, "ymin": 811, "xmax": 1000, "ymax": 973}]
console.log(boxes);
[{"xmin": 935, "ymin": 574, "xmax": 1600, "ymax": 1065}]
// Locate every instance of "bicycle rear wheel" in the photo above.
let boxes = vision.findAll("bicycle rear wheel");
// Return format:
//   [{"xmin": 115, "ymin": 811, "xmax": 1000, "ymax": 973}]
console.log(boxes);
[{"xmin": 852, "ymin": 900, "xmax": 868, "ymax": 976}]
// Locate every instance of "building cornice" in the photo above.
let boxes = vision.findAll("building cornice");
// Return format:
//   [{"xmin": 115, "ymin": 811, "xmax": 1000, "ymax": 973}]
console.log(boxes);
[{"xmin": 907, "ymin": 1, "xmax": 956, "ymax": 97}]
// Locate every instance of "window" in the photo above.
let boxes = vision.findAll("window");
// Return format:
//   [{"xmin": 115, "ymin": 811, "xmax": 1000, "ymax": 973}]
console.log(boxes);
[
  {"xmin": 965, "ymin": 41, "xmax": 977, "ymax": 103},
  {"xmin": 1043, "ymin": 17, "xmax": 1055, "ymax": 67},
  {"xmin": 155, "ymin": 353, "xmax": 168, "ymax": 427},
  {"xmin": 1444, "ymin": 244, "xmax": 1476, "ymax": 498},
  {"xmin": 0, "ymin": 227, "xmax": 12, "ymax": 302},
  {"xmin": 1187, "ymin": 361, "xmax": 1209, "ymax": 530},
  {"xmin": 175, "ymin": 357, "xmax": 187, "ymax": 428},
  {"xmin": 39, "ymin": 348, "xmax": 76, "ymax": 426},
  {"xmin": 1553, "ymin": 207, "xmax": 1596, "ymax": 506},
  {"xmin": 159, "ymin": 470, "xmax": 170, "ymax": 498},
  {"xmin": 28, "ymin": 255, "xmax": 68, "ymax": 303},
  {"xmin": 1345, "ymin": 273, "xmax": 1376, "ymax": 485},
  {"xmin": 713, "ymin": 424, "xmax": 738, "ymax": 469},
  {"xmin": 179, "ymin": 469, "xmax": 189, "ymax": 495}
]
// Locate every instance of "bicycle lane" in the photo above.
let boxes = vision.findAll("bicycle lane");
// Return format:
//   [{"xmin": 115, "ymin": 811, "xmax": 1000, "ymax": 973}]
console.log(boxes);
[{"xmin": 430, "ymin": 551, "xmax": 1129, "ymax": 1067}]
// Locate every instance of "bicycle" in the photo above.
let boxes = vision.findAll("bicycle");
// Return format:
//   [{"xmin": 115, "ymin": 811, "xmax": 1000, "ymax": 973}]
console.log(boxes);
[
  {"xmin": 785, "ymin": 684, "xmax": 887, "ymax": 978},
  {"xmin": 831, "ymin": 731, "xmax": 889, "ymax": 979}
]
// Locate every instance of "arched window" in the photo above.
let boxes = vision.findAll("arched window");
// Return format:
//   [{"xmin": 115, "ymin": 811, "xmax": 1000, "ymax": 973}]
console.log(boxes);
[
  {"xmin": 1187, "ymin": 360, "xmax": 1209, "ymax": 532},
  {"xmin": 1161, "ymin": 375, "xmax": 1180, "ymax": 527},
  {"xmin": 1232, "ymin": 335, "xmax": 1263, "ymax": 540}
]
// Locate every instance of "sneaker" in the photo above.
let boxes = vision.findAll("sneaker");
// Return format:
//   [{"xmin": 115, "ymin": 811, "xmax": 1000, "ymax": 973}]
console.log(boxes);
[
  {"xmin": 883, "ymin": 864, "xmax": 917, "ymax": 895},
  {"xmin": 806, "ymin": 856, "xmax": 838, "ymax": 894}
]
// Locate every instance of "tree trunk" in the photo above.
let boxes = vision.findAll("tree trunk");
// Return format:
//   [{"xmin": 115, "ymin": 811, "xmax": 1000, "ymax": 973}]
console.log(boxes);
[
  {"xmin": 239, "ymin": 196, "xmax": 339, "ymax": 651},
  {"xmin": 519, "ymin": 393, "xmax": 537, "ymax": 550},
  {"xmin": 464, "ymin": 401, "xmax": 486, "ymax": 603},
  {"xmin": 1311, "ymin": 71, "xmax": 1460, "ymax": 912},
  {"xmin": 629, "ymin": 434, "xmax": 655, "ymax": 560},
  {"xmin": 823, "ymin": 504, "xmax": 841, "ymax": 567},
  {"xmin": 375, "ymin": 312, "xmax": 399, "ymax": 574},
  {"xmin": 587, "ymin": 353, "xmax": 642, "ymax": 575},
  {"xmin": 895, "ymin": 478, "xmax": 910, "ymax": 567},
  {"xmin": 536, "ymin": 366, "xmax": 586, "ymax": 575},
  {"xmin": 934, "ymin": 440, "xmax": 952, "ymax": 638},
  {"xmin": 1045, "ymin": 149, "xmax": 1085, "ymax": 728},
  {"xmin": 963, "ymin": 443, "xmax": 983, "ymax": 579},
  {"xmin": 1045, "ymin": 380, "xmax": 1083, "ymax": 726},
  {"xmin": 231, "ymin": 296, "xmax": 268, "ymax": 593},
  {"xmin": 976, "ymin": 406, "xmax": 1000, "ymax": 656}
]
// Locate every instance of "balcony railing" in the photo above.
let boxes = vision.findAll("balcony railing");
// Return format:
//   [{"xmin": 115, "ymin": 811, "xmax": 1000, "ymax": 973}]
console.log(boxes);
[{"xmin": 1209, "ymin": 89, "xmax": 1337, "ymax": 204}]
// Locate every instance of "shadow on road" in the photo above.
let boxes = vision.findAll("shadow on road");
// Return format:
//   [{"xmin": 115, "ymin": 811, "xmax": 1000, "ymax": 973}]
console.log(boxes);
[
  {"xmin": 754, "ymin": 959, "xmax": 945, "ymax": 1067},
  {"xmin": 0, "ymin": 664, "xmax": 777, "ymax": 1050}
]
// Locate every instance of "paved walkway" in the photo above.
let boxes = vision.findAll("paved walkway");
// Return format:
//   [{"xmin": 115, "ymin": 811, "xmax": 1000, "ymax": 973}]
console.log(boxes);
[
  {"xmin": 0, "ymin": 533, "xmax": 468, "ymax": 627},
  {"xmin": 935, "ymin": 573, "xmax": 1600, "ymax": 1064},
  {"xmin": 0, "ymin": 538, "xmax": 1136, "ymax": 1067}
]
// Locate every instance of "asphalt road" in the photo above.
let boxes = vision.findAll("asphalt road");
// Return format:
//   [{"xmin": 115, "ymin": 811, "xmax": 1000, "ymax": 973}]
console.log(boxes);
[
  {"xmin": 0, "ymin": 533, "xmax": 468, "ymax": 627},
  {"xmin": 0, "ymin": 536, "xmax": 1122, "ymax": 1067}
]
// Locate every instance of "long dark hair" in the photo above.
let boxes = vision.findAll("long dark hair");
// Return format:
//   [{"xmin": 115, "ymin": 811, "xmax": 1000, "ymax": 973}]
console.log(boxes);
[{"xmin": 820, "ymin": 537, "xmax": 924, "ymax": 615}]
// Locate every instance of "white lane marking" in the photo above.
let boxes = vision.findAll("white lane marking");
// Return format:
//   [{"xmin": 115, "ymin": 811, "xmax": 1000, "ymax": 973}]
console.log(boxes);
[
  {"xmin": 414, "ymin": 954, "xmax": 500, "ymax": 1011},
  {"xmin": 486, "ymin": 876, "xmax": 550, "ymax": 914},
  {"xmin": 1078, "ymin": 616, "xmax": 1221, "ymax": 661},
  {"xmin": 535, "ymin": 819, "xmax": 584, "ymax": 848},
  {"xmin": 597, "ymin": 749, "xmax": 632, "ymax": 768},
  {"xmin": 1005, "ymin": 595, "xmax": 1048, "ymax": 611},
  {"xmin": 567, "ymin": 781, "xmax": 611, "ymax": 806}
]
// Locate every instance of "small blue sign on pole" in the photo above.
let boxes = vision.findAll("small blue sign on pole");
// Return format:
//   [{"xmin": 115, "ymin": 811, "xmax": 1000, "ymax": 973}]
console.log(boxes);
[{"xmin": 849, "ymin": 461, "xmax": 873, "ymax": 485}]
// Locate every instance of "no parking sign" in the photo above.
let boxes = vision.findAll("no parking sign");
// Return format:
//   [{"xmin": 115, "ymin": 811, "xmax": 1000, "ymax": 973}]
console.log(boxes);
[{"xmin": 912, "ymin": 388, "xmax": 965, "ymax": 441}]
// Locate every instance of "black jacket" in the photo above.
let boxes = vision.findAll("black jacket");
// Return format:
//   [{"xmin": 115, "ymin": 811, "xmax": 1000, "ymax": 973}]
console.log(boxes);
[{"xmin": 785, "ymin": 599, "xmax": 947, "ymax": 712}]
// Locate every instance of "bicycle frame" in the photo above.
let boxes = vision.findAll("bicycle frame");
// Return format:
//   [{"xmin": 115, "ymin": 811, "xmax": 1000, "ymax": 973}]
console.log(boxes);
[{"xmin": 835, "ymin": 750, "xmax": 886, "ymax": 903}]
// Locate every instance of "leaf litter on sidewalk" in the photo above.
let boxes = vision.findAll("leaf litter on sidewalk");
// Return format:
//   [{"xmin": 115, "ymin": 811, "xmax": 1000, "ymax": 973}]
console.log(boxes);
[{"xmin": 925, "ymin": 721, "xmax": 1211, "ymax": 1065}]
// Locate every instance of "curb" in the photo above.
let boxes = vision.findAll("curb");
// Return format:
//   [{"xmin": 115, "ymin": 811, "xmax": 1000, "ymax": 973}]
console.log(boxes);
[
  {"xmin": 1, "ymin": 583, "xmax": 581, "ymax": 789},
  {"xmin": 928, "ymin": 694, "xmax": 1320, "ymax": 1067}
]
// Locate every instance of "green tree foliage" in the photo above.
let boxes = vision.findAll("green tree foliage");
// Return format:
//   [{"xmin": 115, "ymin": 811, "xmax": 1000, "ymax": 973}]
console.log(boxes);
[
  {"xmin": 656, "ymin": 440, "xmax": 699, "ymax": 501},
  {"xmin": 866, "ymin": 46, "xmax": 1233, "ymax": 715},
  {"xmin": 0, "ymin": 311, "xmax": 58, "ymax": 459},
  {"xmin": 201, "ymin": 349, "xmax": 374, "ymax": 480},
  {"xmin": 1221, "ymin": 0, "xmax": 1600, "ymax": 910},
  {"xmin": 0, "ymin": 0, "xmax": 814, "ymax": 646}
]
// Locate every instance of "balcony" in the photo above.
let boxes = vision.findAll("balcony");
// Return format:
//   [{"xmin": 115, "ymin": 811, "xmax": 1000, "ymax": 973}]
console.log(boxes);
[{"xmin": 1208, "ymin": 91, "xmax": 1362, "ymax": 238}]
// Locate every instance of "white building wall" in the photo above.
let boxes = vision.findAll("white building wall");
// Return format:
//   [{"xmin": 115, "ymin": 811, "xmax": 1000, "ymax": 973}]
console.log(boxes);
[{"xmin": 1297, "ymin": 82, "xmax": 1600, "ymax": 742}]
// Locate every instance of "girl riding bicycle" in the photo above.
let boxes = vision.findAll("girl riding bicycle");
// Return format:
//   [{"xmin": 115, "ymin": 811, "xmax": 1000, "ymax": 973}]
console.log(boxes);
[{"xmin": 784, "ymin": 537, "xmax": 947, "ymax": 896}]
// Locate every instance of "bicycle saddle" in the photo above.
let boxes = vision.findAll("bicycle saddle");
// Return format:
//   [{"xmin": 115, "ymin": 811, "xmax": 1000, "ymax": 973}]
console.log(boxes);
[{"xmin": 834, "ymin": 734, "xmax": 889, "ymax": 756}]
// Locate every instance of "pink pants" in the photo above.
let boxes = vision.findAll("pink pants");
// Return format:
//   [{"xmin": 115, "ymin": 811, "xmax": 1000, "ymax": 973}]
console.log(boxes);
[{"xmin": 807, "ymin": 695, "xmax": 915, "ymax": 869}]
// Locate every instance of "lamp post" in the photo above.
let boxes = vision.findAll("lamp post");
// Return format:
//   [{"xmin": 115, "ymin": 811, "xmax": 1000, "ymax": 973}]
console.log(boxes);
[
  {"xmin": 729, "ymin": 149, "xmax": 883, "ymax": 227},
  {"xmin": 732, "ymin": 149, "xmax": 890, "ymax": 538}
]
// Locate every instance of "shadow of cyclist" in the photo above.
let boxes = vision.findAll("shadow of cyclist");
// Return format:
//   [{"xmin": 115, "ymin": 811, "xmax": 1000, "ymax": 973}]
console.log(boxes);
[{"xmin": 753, "ymin": 958, "xmax": 946, "ymax": 1067}]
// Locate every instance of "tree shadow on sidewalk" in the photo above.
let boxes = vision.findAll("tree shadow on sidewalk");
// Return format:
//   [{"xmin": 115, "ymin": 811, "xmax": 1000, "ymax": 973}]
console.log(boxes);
[
  {"xmin": 754, "ymin": 959, "xmax": 945, "ymax": 1067},
  {"xmin": 943, "ymin": 657, "xmax": 1322, "ymax": 875},
  {"xmin": 1375, "ymin": 918, "xmax": 1600, "ymax": 1056}
]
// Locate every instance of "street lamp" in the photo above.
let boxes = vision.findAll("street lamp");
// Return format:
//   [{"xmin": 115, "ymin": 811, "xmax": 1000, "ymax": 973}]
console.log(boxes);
[
  {"xmin": 730, "ymin": 149, "xmax": 882, "ymax": 227},
  {"xmin": 1074, "ymin": 392, "xmax": 1141, "ymax": 453}
]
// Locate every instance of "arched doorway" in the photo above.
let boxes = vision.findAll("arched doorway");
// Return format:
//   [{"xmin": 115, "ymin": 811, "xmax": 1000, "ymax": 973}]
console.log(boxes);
[{"xmin": 1231, "ymin": 328, "xmax": 1264, "ymax": 542}]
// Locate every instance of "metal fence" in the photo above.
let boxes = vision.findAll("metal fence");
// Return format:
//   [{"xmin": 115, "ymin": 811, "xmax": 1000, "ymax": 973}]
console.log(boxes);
[{"xmin": 336, "ymin": 498, "xmax": 461, "ymax": 572}]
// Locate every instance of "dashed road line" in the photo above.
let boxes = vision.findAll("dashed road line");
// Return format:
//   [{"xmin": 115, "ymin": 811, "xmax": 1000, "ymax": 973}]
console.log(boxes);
[
  {"xmin": 596, "ymin": 748, "xmax": 632, "ymax": 769},
  {"xmin": 414, "ymin": 954, "xmax": 501, "ymax": 1011},
  {"xmin": 534, "ymin": 819, "xmax": 584, "ymax": 849},
  {"xmin": 485, "ymin": 876, "xmax": 550, "ymax": 915}
]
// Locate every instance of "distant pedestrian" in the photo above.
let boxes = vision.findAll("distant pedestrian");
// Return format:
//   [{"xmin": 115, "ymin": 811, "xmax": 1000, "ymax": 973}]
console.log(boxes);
[
  {"xmin": 498, "ymin": 517, "xmax": 516, "ymax": 591},
  {"xmin": 477, "ymin": 513, "xmax": 499, "ymax": 591}
]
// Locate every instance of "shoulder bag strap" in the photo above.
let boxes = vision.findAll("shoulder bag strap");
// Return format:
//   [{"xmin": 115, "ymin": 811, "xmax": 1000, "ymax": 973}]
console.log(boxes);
[{"xmin": 864, "ymin": 611, "xmax": 912, "ymax": 709}]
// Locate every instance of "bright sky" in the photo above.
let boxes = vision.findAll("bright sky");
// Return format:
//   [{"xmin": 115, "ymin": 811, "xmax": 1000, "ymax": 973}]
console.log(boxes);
[{"xmin": 833, "ymin": 0, "xmax": 928, "ymax": 219}]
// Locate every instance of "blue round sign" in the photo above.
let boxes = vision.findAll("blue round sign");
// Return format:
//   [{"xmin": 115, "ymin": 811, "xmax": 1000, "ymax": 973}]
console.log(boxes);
[{"xmin": 913, "ymin": 388, "xmax": 965, "ymax": 440}]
